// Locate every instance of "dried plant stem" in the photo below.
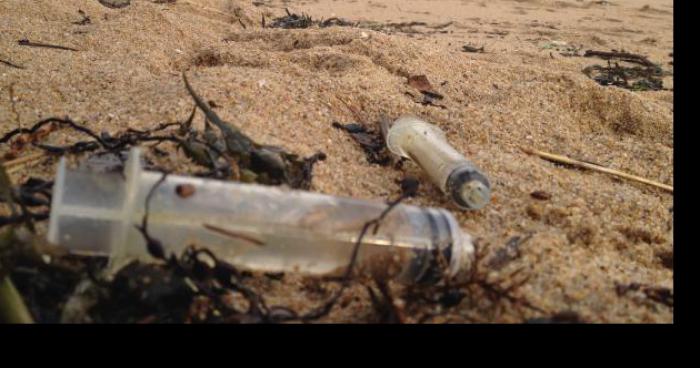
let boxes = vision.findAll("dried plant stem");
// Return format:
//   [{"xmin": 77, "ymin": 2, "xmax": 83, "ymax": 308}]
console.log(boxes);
[
  {"xmin": 4, "ymin": 152, "xmax": 46, "ymax": 170},
  {"xmin": 522, "ymin": 147, "xmax": 673, "ymax": 193}
]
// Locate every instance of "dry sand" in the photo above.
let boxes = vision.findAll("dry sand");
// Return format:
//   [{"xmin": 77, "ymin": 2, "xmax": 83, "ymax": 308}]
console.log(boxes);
[{"xmin": 0, "ymin": 0, "xmax": 673, "ymax": 322}]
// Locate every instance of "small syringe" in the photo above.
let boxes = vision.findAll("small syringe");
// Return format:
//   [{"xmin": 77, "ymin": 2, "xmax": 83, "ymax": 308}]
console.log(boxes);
[{"xmin": 383, "ymin": 116, "xmax": 491, "ymax": 210}]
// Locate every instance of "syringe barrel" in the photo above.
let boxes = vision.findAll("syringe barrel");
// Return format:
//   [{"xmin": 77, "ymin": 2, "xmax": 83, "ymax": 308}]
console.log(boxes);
[
  {"xmin": 385, "ymin": 116, "xmax": 491, "ymax": 210},
  {"xmin": 47, "ymin": 148, "xmax": 474, "ymax": 284}
]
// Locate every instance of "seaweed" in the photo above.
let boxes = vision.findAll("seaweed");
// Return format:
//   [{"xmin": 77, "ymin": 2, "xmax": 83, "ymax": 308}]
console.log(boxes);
[
  {"xmin": 615, "ymin": 282, "xmax": 673, "ymax": 308},
  {"xmin": 0, "ymin": 76, "xmax": 325, "ymax": 189},
  {"xmin": 462, "ymin": 44, "xmax": 485, "ymax": 53},
  {"xmin": 182, "ymin": 74, "xmax": 326, "ymax": 188},
  {"xmin": 72, "ymin": 10, "xmax": 91, "ymax": 26},
  {"xmin": 486, "ymin": 234, "xmax": 532, "ymax": 271},
  {"xmin": 97, "ymin": 0, "xmax": 131, "ymax": 9},
  {"xmin": 582, "ymin": 50, "xmax": 666, "ymax": 91},
  {"xmin": 525, "ymin": 311, "xmax": 585, "ymax": 324},
  {"xmin": 657, "ymin": 250, "xmax": 673, "ymax": 270},
  {"xmin": 332, "ymin": 121, "xmax": 392, "ymax": 166},
  {"xmin": 268, "ymin": 8, "xmax": 315, "ymax": 29},
  {"xmin": 398, "ymin": 239, "xmax": 545, "ymax": 323},
  {"xmin": 265, "ymin": 8, "xmax": 452, "ymax": 36}
]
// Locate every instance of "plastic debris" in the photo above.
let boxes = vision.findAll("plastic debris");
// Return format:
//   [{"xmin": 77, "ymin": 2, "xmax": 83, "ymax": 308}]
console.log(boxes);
[
  {"xmin": 47, "ymin": 148, "xmax": 475, "ymax": 284},
  {"xmin": 383, "ymin": 116, "xmax": 491, "ymax": 210}
]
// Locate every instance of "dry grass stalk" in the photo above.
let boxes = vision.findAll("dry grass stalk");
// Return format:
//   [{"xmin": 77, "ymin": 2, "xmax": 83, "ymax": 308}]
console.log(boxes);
[{"xmin": 522, "ymin": 147, "xmax": 673, "ymax": 193}]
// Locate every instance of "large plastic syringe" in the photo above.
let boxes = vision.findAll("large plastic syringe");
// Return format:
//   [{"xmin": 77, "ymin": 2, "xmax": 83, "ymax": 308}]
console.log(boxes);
[
  {"xmin": 47, "ymin": 148, "xmax": 475, "ymax": 283},
  {"xmin": 384, "ymin": 116, "xmax": 491, "ymax": 210}
]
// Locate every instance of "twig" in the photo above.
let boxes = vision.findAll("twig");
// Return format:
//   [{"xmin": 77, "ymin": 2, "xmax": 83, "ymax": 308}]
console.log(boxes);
[
  {"xmin": 0, "ymin": 276, "xmax": 34, "ymax": 323},
  {"xmin": 4, "ymin": 152, "xmax": 47, "ymax": 170},
  {"xmin": 522, "ymin": 147, "xmax": 673, "ymax": 193},
  {"xmin": 17, "ymin": 39, "xmax": 79, "ymax": 52},
  {"xmin": 0, "ymin": 58, "xmax": 25, "ymax": 69}
]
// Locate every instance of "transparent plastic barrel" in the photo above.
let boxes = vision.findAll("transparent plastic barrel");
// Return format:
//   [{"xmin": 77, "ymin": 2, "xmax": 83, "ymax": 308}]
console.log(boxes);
[
  {"xmin": 48, "ymin": 148, "xmax": 474, "ymax": 283},
  {"xmin": 385, "ymin": 116, "xmax": 491, "ymax": 210}
]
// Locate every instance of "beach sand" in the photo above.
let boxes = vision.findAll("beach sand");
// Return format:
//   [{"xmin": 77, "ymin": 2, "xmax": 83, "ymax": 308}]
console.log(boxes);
[{"xmin": 0, "ymin": 0, "xmax": 673, "ymax": 322}]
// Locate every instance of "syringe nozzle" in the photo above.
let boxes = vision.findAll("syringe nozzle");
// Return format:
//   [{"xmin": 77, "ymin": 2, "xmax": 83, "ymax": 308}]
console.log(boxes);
[{"xmin": 447, "ymin": 167, "xmax": 491, "ymax": 210}]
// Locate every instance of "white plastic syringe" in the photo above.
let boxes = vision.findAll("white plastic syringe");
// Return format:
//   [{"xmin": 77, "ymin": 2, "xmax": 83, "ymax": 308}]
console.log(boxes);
[
  {"xmin": 384, "ymin": 116, "xmax": 491, "ymax": 210},
  {"xmin": 47, "ymin": 148, "xmax": 475, "ymax": 284}
]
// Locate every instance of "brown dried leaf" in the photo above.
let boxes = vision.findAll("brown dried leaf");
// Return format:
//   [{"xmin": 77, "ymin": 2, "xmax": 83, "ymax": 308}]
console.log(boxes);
[{"xmin": 407, "ymin": 75, "xmax": 444, "ymax": 100}]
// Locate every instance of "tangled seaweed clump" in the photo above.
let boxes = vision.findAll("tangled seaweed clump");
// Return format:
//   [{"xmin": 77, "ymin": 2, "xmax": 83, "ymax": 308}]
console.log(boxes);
[{"xmin": 582, "ymin": 50, "xmax": 669, "ymax": 91}]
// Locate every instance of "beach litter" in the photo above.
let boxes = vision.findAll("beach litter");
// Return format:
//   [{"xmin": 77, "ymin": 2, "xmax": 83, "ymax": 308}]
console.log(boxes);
[
  {"xmin": 384, "ymin": 116, "xmax": 492, "ymax": 210},
  {"xmin": 2, "ymin": 142, "xmax": 526, "ymax": 323},
  {"xmin": 0, "ymin": 71, "xmax": 520, "ymax": 323},
  {"xmin": 334, "ymin": 115, "xmax": 492, "ymax": 210},
  {"xmin": 0, "ymin": 126, "xmax": 539, "ymax": 325},
  {"xmin": 0, "ymin": 0, "xmax": 674, "ymax": 324},
  {"xmin": 47, "ymin": 146, "xmax": 476, "ymax": 284}
]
